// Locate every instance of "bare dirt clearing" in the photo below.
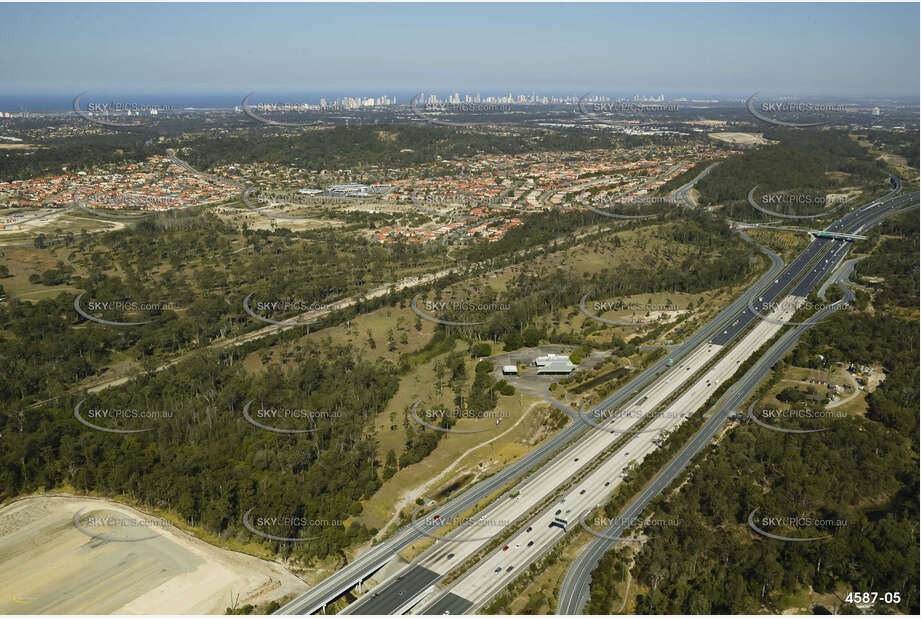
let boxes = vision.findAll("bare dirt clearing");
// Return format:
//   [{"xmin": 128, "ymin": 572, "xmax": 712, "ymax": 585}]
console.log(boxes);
[{"xmin": 0, "ymin": 496, "xmax": 307, "ymax": 614}]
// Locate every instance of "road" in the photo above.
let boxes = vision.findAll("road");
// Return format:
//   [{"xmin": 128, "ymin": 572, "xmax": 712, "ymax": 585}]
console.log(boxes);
[
  {"xmin": 321, "ymin": 212, "xmax": 814, "ymax": 615},
  {"xmin": 409, "ymin": 188, "xmax": 908, "ymax": 613},
  {"xmin": 406, "ymin": 185, "xmax": 916, "ymax": 614},
  {"xmin": 670, "ymin": 162, "xmax": 717, "ymax": 208},
  {"xmin": 276, "ymin": 221, "xmax": 786, "ymax": 615},
  {"xmin": 555, "ymin": 188, "xmax": 918, "ymax": 614},
  {"xmin": 417, "ymin": 292, "xmax": 801, "ymax": 614},
  {"xmin": 277, "ymin": 172, "xmax": 912, "ymax": 615}
]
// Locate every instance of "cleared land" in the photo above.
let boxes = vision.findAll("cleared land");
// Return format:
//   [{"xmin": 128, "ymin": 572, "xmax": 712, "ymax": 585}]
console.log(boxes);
[
  {"xmin": 708, "ymin": 132, "xmax": 771, "ymax": 146},
  {"xmin": 0, "ymin": 496, "xmax": 307, "ymax": 614}
]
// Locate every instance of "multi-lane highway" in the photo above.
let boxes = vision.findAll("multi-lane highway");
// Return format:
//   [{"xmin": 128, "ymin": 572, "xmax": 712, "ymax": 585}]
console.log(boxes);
[
  {"xmin": 372, "ymin": 184, "xmax": 916, "ymax": 615},
  {"xmin": 276, "ymin": 207, "xmax": 785, "ymax": 617},
  {"xmin": 555, "ymin": 187, "xmax": 918, "ymax": 615},
  {"xmin": 418, "ymin": 294, "xmax": 802, "ymax": 614},
  {"xmin": 277, "ymin": 173, "xmax": 914, "ymax": 616},
  {"xmin": 671, "ymin": 162, "xmax": 717, "ymax": 208}
]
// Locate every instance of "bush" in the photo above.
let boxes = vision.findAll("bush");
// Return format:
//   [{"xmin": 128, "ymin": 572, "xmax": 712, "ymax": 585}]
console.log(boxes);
[
  {"xmin": 476, "ymin": 360, "xmax": 494, "ymax": 374},
  {"xmin": 471, "ymin": 342, "xmax": 492, "ymax": 358},
  {"xmin": 776, "ymin": 386, "xmax": 803, "ymax": 403}
]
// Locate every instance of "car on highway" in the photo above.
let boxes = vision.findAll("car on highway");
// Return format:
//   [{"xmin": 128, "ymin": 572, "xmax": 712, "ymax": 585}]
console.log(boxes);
[
  {"xmin": 494, "ymin": 567, "xmax": 501, "ymax": 573},
  {"xmin": 506, "ymin": 566, "xmax": 514, "ymax": 572},
  {"xmin": 526, "ymin": 526, "xmax": 532, "ymax": 532},
  {"xmin": 502, "ymin": 545, "xmax": 509, "ymax": 551},
  {"xmin": 527, "ymin": 540, "xmax": 534, "ymax": 547}
]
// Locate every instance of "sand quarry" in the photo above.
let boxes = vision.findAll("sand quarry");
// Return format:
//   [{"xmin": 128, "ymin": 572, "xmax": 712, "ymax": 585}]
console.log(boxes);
[{"xmin": 0, "ymin": 496, "xmax": 308, "ymax": 614}]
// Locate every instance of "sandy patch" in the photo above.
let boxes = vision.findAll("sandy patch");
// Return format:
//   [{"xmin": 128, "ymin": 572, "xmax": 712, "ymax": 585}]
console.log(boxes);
[
  {"xmin": 708, "ymin": 132, "xmax": 771, "ymax": 145},
  {"xmin": 0, "ymin": 495, "xmax": 307, "ymax": 614}
]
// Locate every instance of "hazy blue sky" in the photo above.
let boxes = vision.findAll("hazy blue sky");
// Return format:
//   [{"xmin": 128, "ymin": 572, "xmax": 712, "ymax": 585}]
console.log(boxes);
[{"xmin": 1, "ymin": 2, "xmax": 918, "ymax": 97}]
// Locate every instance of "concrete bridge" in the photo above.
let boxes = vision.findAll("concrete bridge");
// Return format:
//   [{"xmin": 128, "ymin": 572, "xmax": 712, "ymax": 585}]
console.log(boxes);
[{"xmin": 731, "ymin": 222, "xmax": 867, "ymax": 241}]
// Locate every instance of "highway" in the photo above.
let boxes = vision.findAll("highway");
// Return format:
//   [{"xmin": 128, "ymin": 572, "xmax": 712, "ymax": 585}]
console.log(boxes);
[
  {"xmin": 555, "ymin": 188, "xmax": 918, "ymax": 614},
  {"xmin": 276, "ymin": 213, "xmax": 786, "ymax": 616},
  {"xmin": 671, "ymin": 162, "xmax": 717, "ymax": 208},
  {"xmin": 413, "ymin": 185, "xmax": 917, "ymax": 614},
  {"xmin": 417, "ymin": 295, "xmax": 801, "ymax": 614},
  {"xmin": 277, "ymin": 172, "xmax": 913, "ymax": 616},
  {"xmin": 341, "ymin": 229, "xmax": 822, "ymax": 614},
  {"xmin": 335, "ymin": 241, "xmax": 792, "ymax": 616}
]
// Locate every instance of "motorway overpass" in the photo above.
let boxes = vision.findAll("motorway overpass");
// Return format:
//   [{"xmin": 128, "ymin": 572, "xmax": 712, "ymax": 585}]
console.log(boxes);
[
  {"xmin": 733, "ymin": 222, "xmax": 867, "ymax": 240},
  {"xmin": 276, "ymin": 180, "xmax": 916, "ymax": 616},
  {"xmin": 556, "ymin": 190, "xmax": 919, "ymax": 614}
]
